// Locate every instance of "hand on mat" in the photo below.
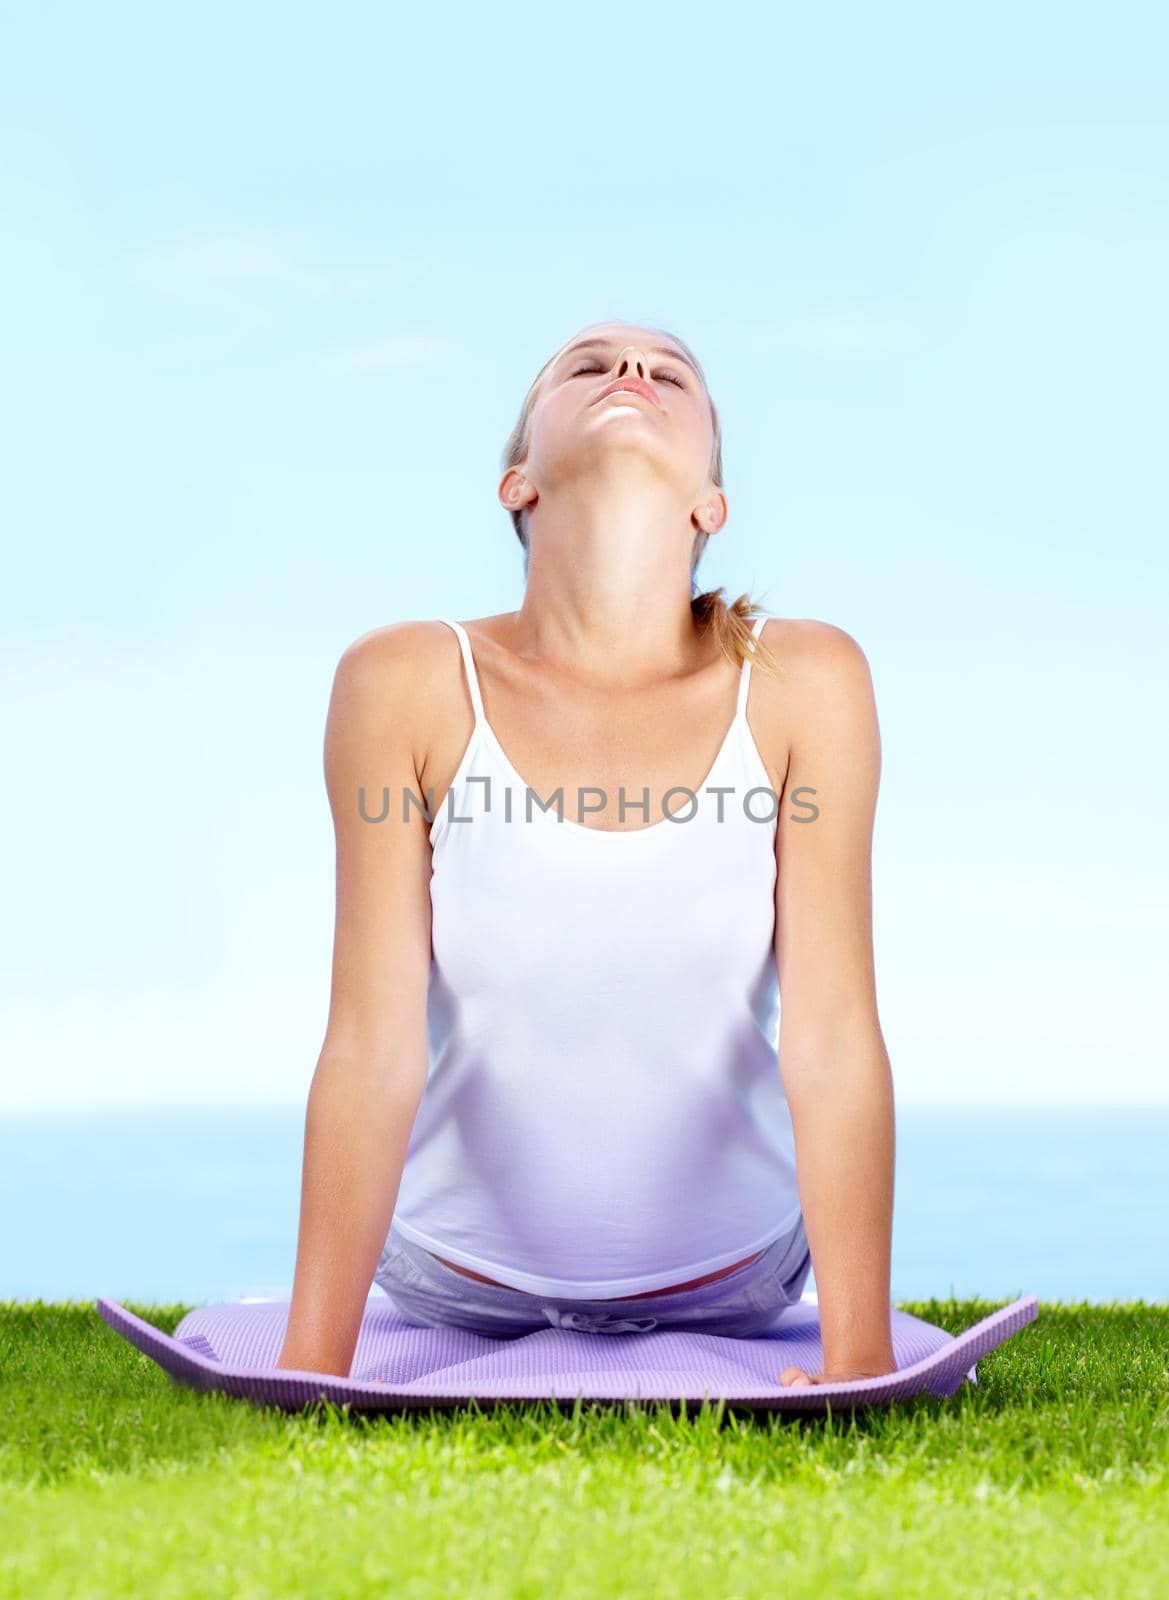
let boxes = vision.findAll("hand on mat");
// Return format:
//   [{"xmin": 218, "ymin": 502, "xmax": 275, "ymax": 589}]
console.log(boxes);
[{"xmin": 779, "ymin": 1364, "xmax": 895, "ymax": 1386}]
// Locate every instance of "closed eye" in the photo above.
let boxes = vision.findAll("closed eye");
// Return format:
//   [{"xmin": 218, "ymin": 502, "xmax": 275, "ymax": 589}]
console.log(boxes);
[{"xmin": 570, "ymin": 360, "xmax": 686, "ymax": 389}]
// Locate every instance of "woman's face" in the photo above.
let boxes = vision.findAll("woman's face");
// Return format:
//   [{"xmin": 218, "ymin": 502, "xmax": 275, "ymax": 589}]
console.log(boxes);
[{"xmin": 518, "ymin": 323, "xmax": 717, "ymax": 505}]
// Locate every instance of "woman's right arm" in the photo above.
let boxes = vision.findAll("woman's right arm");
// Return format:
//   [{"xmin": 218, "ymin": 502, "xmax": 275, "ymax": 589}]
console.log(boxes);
[{"xmin": 275, "ymin": 623, "xmax": 435, "ymax": 1379}]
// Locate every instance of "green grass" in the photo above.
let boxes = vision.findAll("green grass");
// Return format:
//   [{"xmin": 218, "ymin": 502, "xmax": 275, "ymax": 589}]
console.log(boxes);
[{"xmin": 1, "ymin": 1298, "xmax": 1166, "ymax": 1599}]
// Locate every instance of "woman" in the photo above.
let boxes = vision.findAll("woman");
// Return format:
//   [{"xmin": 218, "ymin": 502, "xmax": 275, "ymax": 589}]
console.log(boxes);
[{"xmin": 275, "ymin": 320, "xmax": 896, "ymax": 1387}]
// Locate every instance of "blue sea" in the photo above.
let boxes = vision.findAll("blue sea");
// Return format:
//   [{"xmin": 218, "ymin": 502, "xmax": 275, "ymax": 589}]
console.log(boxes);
[{"xmin": 3, "ymin": 1105, "xmax": 1166, "ymax": 1306}]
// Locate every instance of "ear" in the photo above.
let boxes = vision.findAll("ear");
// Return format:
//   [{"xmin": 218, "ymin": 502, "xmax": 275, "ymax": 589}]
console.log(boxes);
[
  {"xmin": 696, "ymin": 488, "xmax": 728, "ymax": 535},
  {"xmin": 499, "ymin": 466, "xmax": 537, "ymax": 515}
]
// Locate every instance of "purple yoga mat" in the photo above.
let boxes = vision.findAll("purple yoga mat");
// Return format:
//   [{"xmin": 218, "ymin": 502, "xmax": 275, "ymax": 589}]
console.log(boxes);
[{"xmin": 97, "ymin": 1293, "xmax": 1038, "ymax": 1413}]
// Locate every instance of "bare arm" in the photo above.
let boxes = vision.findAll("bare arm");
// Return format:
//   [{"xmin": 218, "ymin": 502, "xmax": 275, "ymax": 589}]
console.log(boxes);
[
  {"xmin": 768, "ymin": 621, "xmax": 896, "ymax": 1378},
  {"xmin": 275, "ymin": 624, "xmax": 434, "ymax": 1378}
]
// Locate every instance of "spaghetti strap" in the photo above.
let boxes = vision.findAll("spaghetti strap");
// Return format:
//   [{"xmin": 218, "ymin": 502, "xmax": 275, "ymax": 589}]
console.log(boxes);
[
  {"xmin": 440, "ymin": 613, "xmax": 764, "ymax": 732},
  {"xmin": 436, "ymin": 617, "xmax": 486, "ymax": 725},
  {"xmin": 736, "ymin": 613, "xmax": 768, "ymax": 720}
]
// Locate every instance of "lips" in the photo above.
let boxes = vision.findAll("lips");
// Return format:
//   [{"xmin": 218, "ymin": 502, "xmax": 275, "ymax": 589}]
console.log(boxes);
[{"xmin": 594, "ymin": 377, "xmax": 660, "ymax": 407}]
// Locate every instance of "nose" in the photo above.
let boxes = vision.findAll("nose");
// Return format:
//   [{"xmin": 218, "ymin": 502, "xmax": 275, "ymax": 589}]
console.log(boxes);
[{"xmin": 611, "ymin": 347, "xmax": 649, "ymax": 381}]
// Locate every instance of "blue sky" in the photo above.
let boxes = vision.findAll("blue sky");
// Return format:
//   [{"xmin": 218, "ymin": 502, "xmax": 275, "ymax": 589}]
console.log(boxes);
[{"xmin": 2, "ymin": 2, "xmax": 1165, "ymax": 1111}]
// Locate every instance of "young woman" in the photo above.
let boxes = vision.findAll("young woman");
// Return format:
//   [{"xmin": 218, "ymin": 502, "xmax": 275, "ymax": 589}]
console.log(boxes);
[{"xmin": 275, "ymin": 320, "xmax": 896, "ymax": 1387}]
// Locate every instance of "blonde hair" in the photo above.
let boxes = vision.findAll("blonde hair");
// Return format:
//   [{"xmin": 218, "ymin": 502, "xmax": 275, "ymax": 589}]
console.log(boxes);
[{"xmin": 500, "ymin": 322, "xmax": 782, "ymax": 682}]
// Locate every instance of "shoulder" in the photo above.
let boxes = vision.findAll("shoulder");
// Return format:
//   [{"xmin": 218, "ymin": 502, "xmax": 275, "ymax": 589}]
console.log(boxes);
[
  {"xmin": 332, "ymin": 612, "xmax": 514, "ymax": 688},
  {"xmin": 749, "ymin": 618, "xmax": 878, "ymax": 778},
  {"xmin": 757, "ymin": 616, "xmax": 871, "ymax": 677},
  {"xmin": 755, "ymin": 616, "xmax": 874, "ymax": 708},
  {"xmin": 328, "ymin": 618, "xmax": 476, "ymax": 731},
  {"xmin": 332, "ymin": 618, "xmax": 457, "ymax": 689},
  {"xmin": 324, "ymin": 620, "xmax": 465, "ymax": 771}
]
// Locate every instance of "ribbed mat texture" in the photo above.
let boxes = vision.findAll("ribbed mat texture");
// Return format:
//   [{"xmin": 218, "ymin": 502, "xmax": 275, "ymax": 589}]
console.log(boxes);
[{"xmin": 97, "ymin": 1293, "xmax": 1038, "ymax": 1413}]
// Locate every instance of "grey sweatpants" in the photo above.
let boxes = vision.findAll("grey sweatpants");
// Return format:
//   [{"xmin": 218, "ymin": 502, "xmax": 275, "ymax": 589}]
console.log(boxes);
[{"xmin": 374, "ymin": 1217, "xmax": 812, "ymax": 1338}]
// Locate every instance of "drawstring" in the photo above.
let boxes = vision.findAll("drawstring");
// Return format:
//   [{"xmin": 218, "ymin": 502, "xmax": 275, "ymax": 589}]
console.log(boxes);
[{"xmin": 542, "ymin": 1307, "xmax": 659, "ymax": 1334}]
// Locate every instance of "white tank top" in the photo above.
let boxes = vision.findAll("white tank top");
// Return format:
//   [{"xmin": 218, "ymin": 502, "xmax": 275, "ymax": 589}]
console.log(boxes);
[{"xmin": 391, "ymin": 613, "xmax": 801, "ymax": 1297}]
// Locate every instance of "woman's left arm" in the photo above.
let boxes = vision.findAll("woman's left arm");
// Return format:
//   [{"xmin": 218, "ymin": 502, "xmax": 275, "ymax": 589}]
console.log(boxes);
[{"xmin": 760, "ymin": 620, "xmax": 897, "ymax": 1384}]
